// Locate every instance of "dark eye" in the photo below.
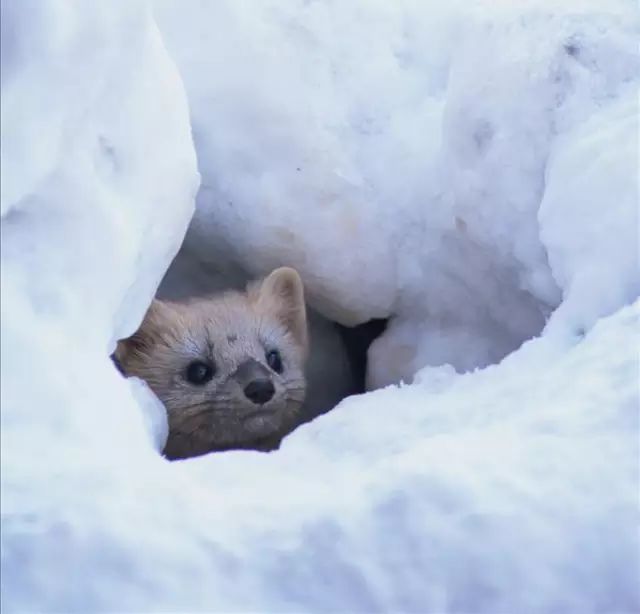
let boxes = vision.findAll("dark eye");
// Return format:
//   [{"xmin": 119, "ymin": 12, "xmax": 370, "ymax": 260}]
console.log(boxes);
[
  {"xmin": 185, "ymin": 360, "xmax": 214, "ymax": 385},
  {"xmin": 266, "ymin": 349, "xmax": 283, "ymax": 374}
]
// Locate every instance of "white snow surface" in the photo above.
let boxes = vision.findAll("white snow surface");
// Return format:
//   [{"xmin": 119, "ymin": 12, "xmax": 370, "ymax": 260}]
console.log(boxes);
[
  {"xmin": 1, "ymin": 0, "xmax": 639, "ymax": 612},
  {"xmin": 154, "ymin": 0, "xmax": 639, "ymax": 385}
]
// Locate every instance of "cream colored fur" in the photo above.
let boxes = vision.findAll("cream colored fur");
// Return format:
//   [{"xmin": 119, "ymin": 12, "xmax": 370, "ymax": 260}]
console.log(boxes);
[{"xmin": 116, "ymin": 268, "xmax": 308, "ymax": 459}]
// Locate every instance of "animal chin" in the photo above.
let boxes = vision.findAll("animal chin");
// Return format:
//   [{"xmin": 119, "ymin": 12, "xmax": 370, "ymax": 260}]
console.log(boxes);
[
  {"xmin": 164, "ymin": 401, "xmax": 293, "ymax": 457},
  {"xmin": 240, "ymin": 408, "xmax": 283, "ymax": 436}
]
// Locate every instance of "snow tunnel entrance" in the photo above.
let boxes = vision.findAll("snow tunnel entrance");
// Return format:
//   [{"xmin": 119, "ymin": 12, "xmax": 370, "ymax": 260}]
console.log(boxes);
[
  {"xmin": 335, "ymin": 319, "xmax": 389, "ymax": 394},
  {"xmin": 116, "ymin": 228, "xmax": 555, "ymax": 461},
  {"xmin": 131, "ymin": 246, "xmax": 391, "ymax": 458}
]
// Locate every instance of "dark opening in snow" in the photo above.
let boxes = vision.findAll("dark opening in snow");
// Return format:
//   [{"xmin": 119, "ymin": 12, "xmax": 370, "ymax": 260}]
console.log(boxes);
[
  {"xmin": 145, "ymin": 246, "xmax": 391, "ymax": 456},
  {"xmin": 336, "ymin": 318, "xmax": 388, "ymax": 394}
]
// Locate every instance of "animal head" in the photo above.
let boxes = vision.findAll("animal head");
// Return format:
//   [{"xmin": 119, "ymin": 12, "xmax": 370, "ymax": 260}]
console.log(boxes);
[{"xmin": 115, "ymin": 267, "xmax": 308, "ymax": 459}]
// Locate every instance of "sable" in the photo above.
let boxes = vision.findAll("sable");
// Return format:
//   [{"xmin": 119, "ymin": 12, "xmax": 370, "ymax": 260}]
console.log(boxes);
[{"xmin": 116, "ymin": 268, "xmax": 308, "ymax": 459}]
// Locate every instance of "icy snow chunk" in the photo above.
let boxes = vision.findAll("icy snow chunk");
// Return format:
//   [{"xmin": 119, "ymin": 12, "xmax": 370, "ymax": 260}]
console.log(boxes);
[
  {"xmin": 540, "ymin": 90, "xmax": 640, "ymax": 335},
  {"xmin": 1, "ymin": 0, "xmax": 198, "ymax": 607},
  {"xmin": 1, "ymin": 0, "xmax": 199, "ymax": 345},
  {"xmin": 151, "ymin": 0, "xmax": 460, "ymax": 325}
]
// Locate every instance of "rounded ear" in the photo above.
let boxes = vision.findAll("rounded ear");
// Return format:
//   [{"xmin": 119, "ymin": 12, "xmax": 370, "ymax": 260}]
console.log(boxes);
[
  {"xmin": 255, "ymin": 267, "xmax": 308, "ymax": 350},
  {"xmin": 113, "ymin": 299, "xmax": 168, "ymax": 371}
]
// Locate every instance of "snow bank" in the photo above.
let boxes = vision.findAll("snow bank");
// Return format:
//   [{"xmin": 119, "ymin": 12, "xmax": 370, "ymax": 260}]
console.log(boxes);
[
  {"xmin": 153, "ymin": 0, "xmax": 639, "ymax": 385},
  {"xmin": 4, "ymin": 290, "xmax": 639, "ymax": 610},
  {"xmin": 540, "ymin": 90, "xmax": 639, "ymax": 335},
  {"xmin": 1, "ymin": 0, "xmax": 197, "ymax": 606},
  {"xmin": 2, "ymin": 0, "xmax": 639, "ymax": 612},
  {"xmin": 1, "ymin": 0, "xmax": 198, "ymax": 343}
]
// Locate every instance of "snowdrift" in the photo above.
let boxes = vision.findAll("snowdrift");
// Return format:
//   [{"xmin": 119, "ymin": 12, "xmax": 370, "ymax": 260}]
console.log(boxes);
[
  {"xmin": 1, "ymin": 0, "xmax": 638, "ymax": 612},
  {"xmin": 154, "ymin": 0, "xmax": 639, "ymax": 387}
]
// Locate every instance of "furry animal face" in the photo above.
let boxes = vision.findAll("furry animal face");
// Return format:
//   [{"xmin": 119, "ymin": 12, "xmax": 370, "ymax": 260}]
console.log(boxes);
[{"xmin": 116, "ymin": 268, "xmax": 308, "ymax": 459}]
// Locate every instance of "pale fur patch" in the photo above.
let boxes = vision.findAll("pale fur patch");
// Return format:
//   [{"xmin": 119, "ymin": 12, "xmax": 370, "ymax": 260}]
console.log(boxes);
[{"xmin": 115, "ymin": 267, "xmax": 309, "ymax": 459}]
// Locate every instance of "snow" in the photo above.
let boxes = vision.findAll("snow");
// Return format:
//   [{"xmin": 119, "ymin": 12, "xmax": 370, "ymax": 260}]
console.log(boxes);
[
  {"xmin": 1, "ymin": 0, "xmax": 198, "ymax": 346},
  {"xmin": 153, "ymin": 0, "xmax": 639, "ymax": 384},
  {"xmin": 1, "ymin": 0, "xmax": 639, "ymax": 612},
  {"xmin": 540, "ymin": 89, "xmax": 640, "ymax": 335}
]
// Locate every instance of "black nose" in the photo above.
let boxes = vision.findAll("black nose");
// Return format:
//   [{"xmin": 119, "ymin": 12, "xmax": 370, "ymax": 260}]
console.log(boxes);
[{"xmin": 243, "ymin": 379, "xmax": 275, "ymax": 405}]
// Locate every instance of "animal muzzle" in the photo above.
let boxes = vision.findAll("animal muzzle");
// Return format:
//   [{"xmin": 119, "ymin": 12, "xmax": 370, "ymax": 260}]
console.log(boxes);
[{"xmin": 233, "ymin": 358, "xmax": 275, "ymax": 405}]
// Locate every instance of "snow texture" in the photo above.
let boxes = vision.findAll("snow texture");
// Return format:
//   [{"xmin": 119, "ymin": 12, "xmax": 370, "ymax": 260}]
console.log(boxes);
[
  {"xmin": 1, "ymin": 0, "xmax": 639, "ymax": 612},
  {"xmin": 154, "ymin": 0, "xmax": 639, "ymax": 386}
]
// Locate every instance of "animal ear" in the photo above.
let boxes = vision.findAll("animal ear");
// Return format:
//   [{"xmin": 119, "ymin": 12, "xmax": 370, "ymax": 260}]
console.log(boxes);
[
  {"xmin": 255, "ymin": 267, "xmax": 308, "ymax": 350},
  {"xmin": 113, "ymin": 299, "xmax": 168, "ymax": 372}
]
